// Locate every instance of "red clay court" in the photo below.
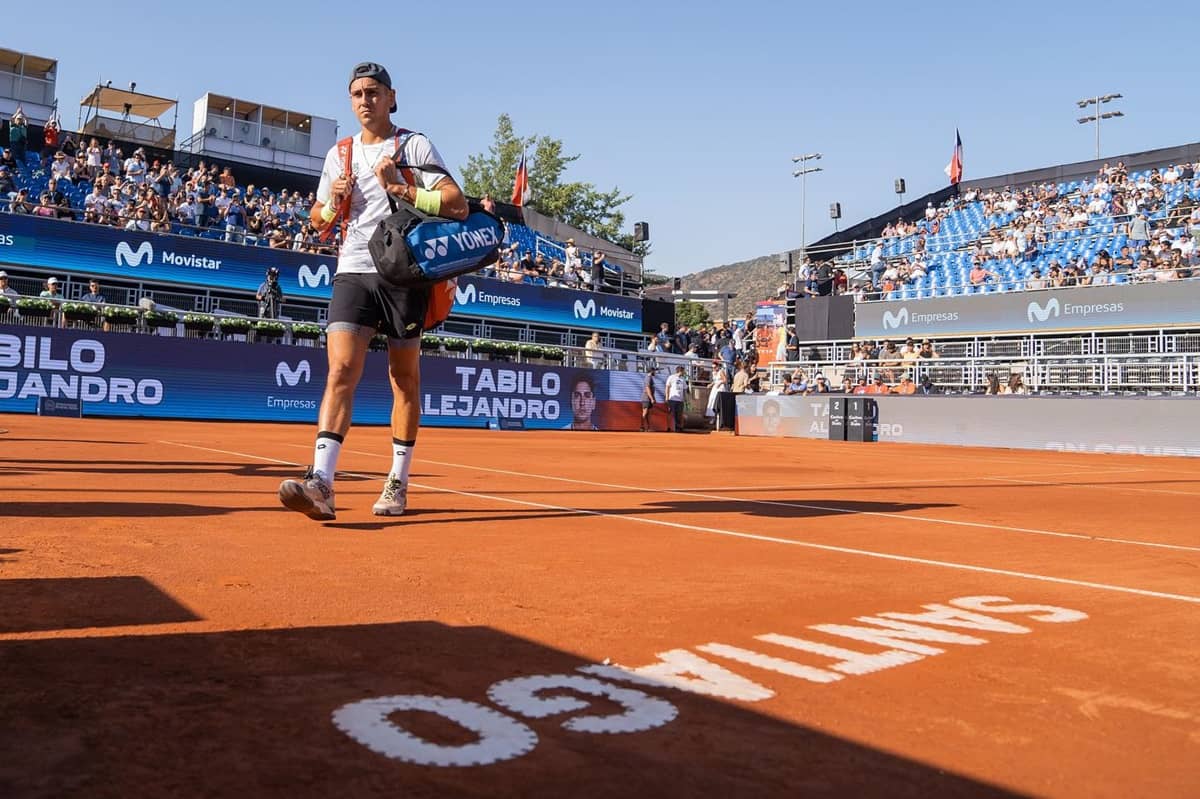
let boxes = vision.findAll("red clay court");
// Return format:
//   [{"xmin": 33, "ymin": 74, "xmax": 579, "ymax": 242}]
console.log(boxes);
[{"xmin": 2, "ymin": 416, "xmax": 1198, "ymax": 797}]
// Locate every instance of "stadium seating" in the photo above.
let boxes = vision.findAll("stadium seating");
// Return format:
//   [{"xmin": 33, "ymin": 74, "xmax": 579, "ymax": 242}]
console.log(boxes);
[{"xmin": 839, "ymin": 167, "xmax": 1199, "ymax": 300}]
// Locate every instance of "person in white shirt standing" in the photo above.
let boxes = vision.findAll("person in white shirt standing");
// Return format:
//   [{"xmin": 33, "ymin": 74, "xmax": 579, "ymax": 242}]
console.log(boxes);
[
  {"xmin": 278, "ymin": 62, "xmax": 468, "ymax": 522},
  {"xmin": 665, "ymin": 366, "xmax": 688, "ymax": 433}
]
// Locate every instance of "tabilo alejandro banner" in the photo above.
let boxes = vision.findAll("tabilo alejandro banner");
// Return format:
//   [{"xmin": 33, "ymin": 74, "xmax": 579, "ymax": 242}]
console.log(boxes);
[
  {"xmin": 0, "ymin": 325, "xmax": 648, "ymax": 430},
  {"xmin": 853, "ymin": 280, "xmax": 1200, "ymax": 338},
  {"xmin": 450, "ymin": 275, "xmax": 642, "ymax": 333},
  {"xmin": 0, "ymin": 212, "xmax": 336, "ymax": 300}
]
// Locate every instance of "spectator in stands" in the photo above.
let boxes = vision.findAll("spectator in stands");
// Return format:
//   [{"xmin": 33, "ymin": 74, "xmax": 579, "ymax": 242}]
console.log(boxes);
[
  {"xmin": 985, "ymin": 374, "xmax": 1002, "ymax": 395},
  {"xmin": 1003, "ymin": 373, "xmax": 1028, "ymax": 395},
  {"xmin": 918, "ymin": 339, "xmax": 940, "ymax": 359},
  {"xmin": 866, "ymin": 374, "xmax": 890, "ymax": 395},
  {"xmin": 195, "ymin": 179, "xmax": 215, "ymax": 227},
  {"xmin": 9, "ymin": 188, "xmax": 31, "ymax": 214},
  {"xmin": 50, "ymin": 151, "xmax": 73, "ymax": 184},
  {"xmin": 655, "ymin": 321, "xmax": 672, "ymax": 352},
  {"xmin": 39, "ymin": 276, "xmax": 62, "ymax": 301},
  {"xmin": 584, "ymin": 331, "xmax": 604, "ymax": 368},
  {"xmin": 223, "ymin": 193, "xmax": 247, "ymax": 243},
  {"xmin": 0, "ymin": 165, "xmax": 14, "ymax": 199},
  {"xmin": 40, "ymin": 116, "xmax": 59, "ymax": 168},
  {"xmin": 591, "ymin": 251, "xmax": 607, "ymax": 291},
  {"xmin": 80, "ymin": 278, "xmax": 106, "ymax": 304},
  {"xmin": 0, "ymin": 271, "xmax": 17, "ymax": 298},
  {"xmin": 256, "ymin": 267, "xmax": 284, "ymax": 318},
  {"xmin": 8, "ymin": 110, "xmax": 28, "ymax": 163},
  {"xmin": 268, "ymin": 227, "xmax": 291, "ymax": 249},
  {"xmin": 1127, "ymin": 212, "xmax": 1150, "ymax": 249},
  {"xmin": 811, "ymin": 375, "xmax": 830, "ymax": 394},
  {"xmin": 783, "ymin": 371, "xmax": 808, "ymax": 395},
  {"xmin": 731, "ymin": 362, "xmax": 751, "ymax": 393},
  {"xmin": 85, "ymin": 138, "xmax": 102, "ymax": 171},
  {"xmin": 219, "ymin": 166, "xmax": 236, "ymax": 189},
  {"xmin": 870, "ymin": 241, "xmax": 885, "ymax": 286},
  {"xmin": 893, "ymin": 374, "xmax": 917, "ymax": 395},
  {"xmin": 1, "ymin": 147, "xmax": 16, "ymax": 172},
  {"xmin": 969, "ymin": 261, "xmax": 998, "ymax": 286}
]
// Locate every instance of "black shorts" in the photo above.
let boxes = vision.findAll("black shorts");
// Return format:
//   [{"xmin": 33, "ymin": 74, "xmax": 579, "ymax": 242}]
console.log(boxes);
[{"xmin": 327, "ymin": 272, "xmax": 430, "ymax": 340}]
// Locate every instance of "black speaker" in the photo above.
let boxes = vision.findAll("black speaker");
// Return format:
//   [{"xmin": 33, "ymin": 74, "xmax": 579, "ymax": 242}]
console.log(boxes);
[
  {"xmin": 634, "ymin": 221, "xmax": 650, "ymax": 242},
  {"xmin": 828, "ymin": 397, "xmax": 846, "ymax": 441},
  {"xmin": 778, "ymin": 252, "xmax": 792, "ymax": 273},
  {"xmin": 829, "ymin": 202, "xmax": 842, "ymax": 219},
  {"xmin": 672, "ymin": 277, "xmax": 681, "ymax": 291},
  {"xmin": 894, "ymin": 178, "xmax": 906, "ymax": 194}
]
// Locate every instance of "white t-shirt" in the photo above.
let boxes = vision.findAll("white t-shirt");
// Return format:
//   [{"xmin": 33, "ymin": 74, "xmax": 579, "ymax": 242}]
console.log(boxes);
[
  {"xmin": 665, "ymin": 373, "xmax": 687, "ymax": 402},
  {"xmin": 317, "ymin": 130, "xmax": 449, "ymax": 274}
]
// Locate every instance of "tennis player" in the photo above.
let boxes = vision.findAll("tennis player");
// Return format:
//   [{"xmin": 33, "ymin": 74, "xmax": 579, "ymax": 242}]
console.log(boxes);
[{"xmin": 278, "ymin": 62, "xmax": 468, "ymax": 520}]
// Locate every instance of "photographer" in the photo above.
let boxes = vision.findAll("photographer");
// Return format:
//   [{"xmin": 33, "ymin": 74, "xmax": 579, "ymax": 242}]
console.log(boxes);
[{"xmin": 256, "ymin": 267, "xmax": 284, "ymax": 319}]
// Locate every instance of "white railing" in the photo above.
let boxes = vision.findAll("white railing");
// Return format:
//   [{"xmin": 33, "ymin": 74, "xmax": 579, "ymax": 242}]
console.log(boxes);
[{"xmin": 767, "ymin": 352, "xmax": 1200, "ymax": 394}]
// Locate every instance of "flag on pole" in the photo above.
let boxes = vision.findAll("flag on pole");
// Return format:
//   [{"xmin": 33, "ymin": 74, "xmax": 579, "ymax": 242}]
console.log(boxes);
[
  {"xmin": 511, "ymin": 149, "xmax": 530, "ymax": 206},
  {"xmin": 943, "ymin": 129, "xmax": 963, "ymax": 185}
]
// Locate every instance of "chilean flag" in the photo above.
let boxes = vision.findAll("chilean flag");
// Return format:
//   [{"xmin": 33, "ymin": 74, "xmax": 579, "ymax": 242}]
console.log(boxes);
[
  {"xmin": 511, "ymin": 150, "xmax": 530, "ymax": 206},
  {"xmin": 944, "ymin": 129, "xmax": 963, "ymax": 185}
]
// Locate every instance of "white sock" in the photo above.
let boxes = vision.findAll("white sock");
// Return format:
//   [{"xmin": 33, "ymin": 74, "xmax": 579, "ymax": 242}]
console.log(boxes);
[
  {"xmin": 313, "ymin": 431, "xmax": 343, "ymax": 484},
  {"xmin": 391, "ymin": 438, "xmax": 415, "ymax": 484}
]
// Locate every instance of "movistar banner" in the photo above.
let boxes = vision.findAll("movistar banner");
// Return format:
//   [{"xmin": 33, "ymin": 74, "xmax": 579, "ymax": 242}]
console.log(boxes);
[
  {"xmin": 451, "ymin": 275, "xmax": 642, "ymax": 333},
  {"xmin": 0, "ymin": 212, "xmax": 335, "ymax": 299},
  {"xmin": 0, "ymin": 326, "xmax": 647, "ymax": 429},
  {"xmin": 0, "ymin": 215, "xmax": 642, "ymax": 331},
  {"xmin": 853, "ymin": 281, "xmax": 1200, "ymax": 338}
]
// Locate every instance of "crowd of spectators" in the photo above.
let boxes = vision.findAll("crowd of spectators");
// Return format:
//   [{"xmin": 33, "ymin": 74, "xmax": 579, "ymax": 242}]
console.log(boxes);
[
  {"xmin": 1, "ymin": 133, "xmax": 333, "ymax": 255},
  {"xmin": 836, "ymin": 160, "xmax": 1200, "ymax": 299},
  {"xmin": 2, "ymin": 120, "xmax": 636, "ymax": 296},
  {"xmin": 479, "ymin": 235, "xmax": 612, "ymax": 292}
]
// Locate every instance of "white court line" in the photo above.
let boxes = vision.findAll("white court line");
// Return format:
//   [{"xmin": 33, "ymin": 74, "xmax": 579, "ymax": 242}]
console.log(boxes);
[
  {"xmin": 161, "ymin": 440, "xmax": 1200, "ymax": 605},
  {"xmin": 666, "ymin": 467, "xmax": 1146, "ymax": 493},
  {"xmin": 309, "ymin": 445, "xmax": 1200, "ymax": 555},
  {"xmin": 982, "ymin": 474, "xmax": 1200, "ymax": 498}
]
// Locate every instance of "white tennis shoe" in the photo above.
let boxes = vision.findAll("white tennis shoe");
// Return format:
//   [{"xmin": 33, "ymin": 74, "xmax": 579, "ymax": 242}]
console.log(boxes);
[
  {"xmin": 278, "ymin": 466, "xmax": 336, "ymax": 521},
  {"xmin": 372, "ymin": 474, "xmax": 408, "ymax": 516}
]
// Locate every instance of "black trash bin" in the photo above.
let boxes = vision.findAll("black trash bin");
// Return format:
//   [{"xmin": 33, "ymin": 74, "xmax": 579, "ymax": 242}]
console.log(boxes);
[
  {"xmin": 846, "ymin": 397, "xmax": 877, "ymax": 442},
  {"xmin": 828, "ymin": 396, "xmax": 847, "ymax": 441}
]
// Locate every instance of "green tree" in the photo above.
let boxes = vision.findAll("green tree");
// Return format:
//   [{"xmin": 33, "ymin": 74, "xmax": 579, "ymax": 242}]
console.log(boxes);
[
  {"xmin": 461, "ymin": 114, "xmax": 646, "ymax": 254},
  {"xmin": 674, "ymin": 299, "xmax": 711, "ymax": 329}
]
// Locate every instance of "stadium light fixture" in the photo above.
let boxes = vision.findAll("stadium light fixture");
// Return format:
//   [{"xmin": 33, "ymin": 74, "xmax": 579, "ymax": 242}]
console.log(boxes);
[
  {"xmin": 1075, "ymin": 93, "xmax": 1124, "ymax": 160},
  {"xmin": 791, "ymin": 155, "xmax": 824, "ymax": 262}
]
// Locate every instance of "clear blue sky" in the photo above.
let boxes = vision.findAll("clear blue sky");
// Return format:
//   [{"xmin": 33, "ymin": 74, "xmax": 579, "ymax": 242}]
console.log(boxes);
[{"xmin": 11, "ymin": 1, "xmax": 1200, "ymax": 276}]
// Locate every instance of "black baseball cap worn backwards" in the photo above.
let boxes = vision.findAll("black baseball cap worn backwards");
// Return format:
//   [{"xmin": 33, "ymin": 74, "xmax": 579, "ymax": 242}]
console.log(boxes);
[{"xmin": 349, "ymin": 62, "xmax": 397, "ymax": 113}]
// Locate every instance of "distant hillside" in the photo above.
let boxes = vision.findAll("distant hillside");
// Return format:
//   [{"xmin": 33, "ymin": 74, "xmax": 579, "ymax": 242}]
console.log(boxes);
[{"xmin": 680, "ymin": 250, "xmax": 802, "ymax": 320}]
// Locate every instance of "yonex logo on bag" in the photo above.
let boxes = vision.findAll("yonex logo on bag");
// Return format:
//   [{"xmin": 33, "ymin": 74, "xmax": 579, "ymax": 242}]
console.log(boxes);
[
  {"xmin": 298, "ymin": 264, "xmax": 331, "ymax": 288},
  {"xmin": 115, "ymin": 241, "xmax": 153, "ymax": 267},
  {"xmin": 423, "ymin": 236, "xmax": 450, "ymax": 260},
  {"xmin": 881, "ymin": 307, "xmax": 909, "ymax": 330},
  {"xmin": 1027, "ymin": 298, "xmax": 1060, "ymax": 323},
  {"xmin": 455, "ymin": 284, "xmax": 477, "ymax": 305},
  {"xmin": 275, "ymin": 359, "xmax": 311, "ymax": 387},
  {"xmin": 573, "ymin": 299, "xmax": 597, "ymax": 319}
]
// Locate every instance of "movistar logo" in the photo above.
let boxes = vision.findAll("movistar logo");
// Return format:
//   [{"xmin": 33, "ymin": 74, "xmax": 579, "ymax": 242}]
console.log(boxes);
[
  {"xmin": 275, "ymin": 359, "xmax": 311, "ymax": 387},
  {"xmin": 882, "ymin": 307, "xmax": 909, "ymax": 330},
  {"xmin": 455, "ymin": 284, "xmax": 476, "ymax": 304},
  {"xmin": 115, "ymin": 241, "xmax": 153, "ymax": 267},
  {"xmin": 423, "ymin": 236, "xmax": 450, "ymax": 260},
  {"xmin": 573, "ymin": 299, "xmax": 597, "ymax": 319},
  {"xmin": 1027, "ymin": 298, "xmax": 1061, "ymax": 323},
  {"xmin": 298, "ymin": 264, "xmax": 331, "ymax": 288}
]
